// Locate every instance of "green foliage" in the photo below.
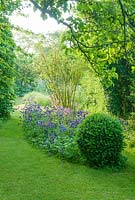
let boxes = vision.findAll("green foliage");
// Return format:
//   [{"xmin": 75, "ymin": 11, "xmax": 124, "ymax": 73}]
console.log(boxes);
[
  {"xmin": 22, "ymin": 91, "xmax": 52, "ymax": 106},
  {"xmin": 0, "ymin": 16, "xmax": 16, "ymax": 118},
  {"xmin": 64, "ymin": 0, "xmax": 134, "ymax": 70},
  {"xmin": 12, "ymin": 28, "xmax": 43, "ymax": 97},
  {"xmin": 125, "ymin": 112, "xmax": 135, "ymax": 149},
  {"xmin": 73, "ymin": 1, "xmax": 135, "ymax": 118},
  {"xmin": 0, "ymin": 0, "xmax": 21, "ymax": 15},
  {"xmin": 77, "ymin": 113, "xmax": 126, "ymax": 168},
  {"xmin": 105, "ymin": 59, "xmax": 134, "ymax": 118},
  {"xmin": 126, "ymin": 131, "xmax": 135, "ymax": 149},
  {"xmin": 128, "ymin": 112, "xmax": 135, "ymax": 131},
  {"xmin": 31, "ymin": 0, "xmax": 70, "ymax": 20},
  {"xmin": 76, "ymin": 70, "xmax": 106, "ymax": 113},
  {"xmin": 129, "ymin": 70, "xmax": 135, "ymax": 112},
  {"xmin": 22, "ymin": 104, "xmax": 87, "ymax": 162},
  {"xmin": 14, "ymin": 47, "xmax": 37, "ymax": 96},
  {"xmin": 37, "ymin": 33, "xmax": 86, "ymax": 109},
  {"xmin": 62, "ymin": 1, "xmax": 124, "ymax": 81},
  {"xmin": 31, "ymin": 0, "xmax": 135, "ymax": 118},
  {"xmin": 34, "ymin": 79, "xmax": 49, "ymax": 94}
]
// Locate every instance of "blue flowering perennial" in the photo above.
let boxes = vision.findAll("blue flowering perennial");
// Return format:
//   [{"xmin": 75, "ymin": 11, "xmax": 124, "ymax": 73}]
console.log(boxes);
[{"xmin": 22, "ymin": 103, "xmax": 88, "ymax": 161}]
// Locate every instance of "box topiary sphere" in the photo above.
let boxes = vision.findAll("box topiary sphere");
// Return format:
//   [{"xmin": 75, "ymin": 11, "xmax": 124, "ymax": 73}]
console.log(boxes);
[{"xmin": 77, "ymin": 113, "xmax": 125, "ymax": 168}]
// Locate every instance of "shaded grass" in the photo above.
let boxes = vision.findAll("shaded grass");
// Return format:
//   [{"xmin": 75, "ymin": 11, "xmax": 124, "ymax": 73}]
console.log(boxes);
[{"xmin": 0, "ymin": 112, "xmax": 135, "ymax": 200}]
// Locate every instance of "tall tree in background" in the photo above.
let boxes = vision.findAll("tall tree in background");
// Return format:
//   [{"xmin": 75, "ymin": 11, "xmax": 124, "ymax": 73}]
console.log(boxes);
[{"xmin": 12, "ymin": 28, "xmax": 41, "ymax": 96}]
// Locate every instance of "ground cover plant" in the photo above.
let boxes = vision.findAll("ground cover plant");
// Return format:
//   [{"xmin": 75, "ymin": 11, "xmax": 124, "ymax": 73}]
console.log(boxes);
[{"xmin": 22, "ymin": 103, "xmax": 88, "ymax": 161}]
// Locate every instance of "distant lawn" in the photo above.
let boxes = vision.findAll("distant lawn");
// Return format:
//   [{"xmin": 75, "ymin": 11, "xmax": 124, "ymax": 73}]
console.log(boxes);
[{"xmin": 0, "ymin": 112, "xmax": 135, "ymax": 200}]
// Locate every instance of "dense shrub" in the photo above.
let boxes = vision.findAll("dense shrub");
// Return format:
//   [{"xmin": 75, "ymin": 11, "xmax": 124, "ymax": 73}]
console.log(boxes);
[
  {"xmin": 0, "ymin": 16, "xmax": 16, "ymax": 118},
  {"xmin": 77, "ymin": 113, "xmax": 126, "ymax": 168},
  {"xmin": 22, "ymin": 104, "xmax": 88, "ymax": 161}
]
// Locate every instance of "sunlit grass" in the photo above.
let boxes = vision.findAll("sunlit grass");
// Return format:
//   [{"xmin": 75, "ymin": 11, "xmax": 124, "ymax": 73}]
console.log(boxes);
[{"xmin": 0, "ymin": 112, "xmax": 135, "ymax": 200}]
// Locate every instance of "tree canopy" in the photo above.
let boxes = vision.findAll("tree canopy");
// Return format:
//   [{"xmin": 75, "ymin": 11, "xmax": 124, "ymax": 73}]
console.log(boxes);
[
  {"xmin": 0, "ymin": 0, "xmax": 21, "ymax": 15},
  {"xmin": 29, "ymin": 0, "xmax": 135, "ymax": 117}
]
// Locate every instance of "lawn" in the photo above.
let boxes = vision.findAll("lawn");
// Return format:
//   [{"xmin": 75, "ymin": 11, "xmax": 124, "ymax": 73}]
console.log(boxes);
[{"xmin": 0, "ymin": 112, "xmax": 135, "ymax": 200}]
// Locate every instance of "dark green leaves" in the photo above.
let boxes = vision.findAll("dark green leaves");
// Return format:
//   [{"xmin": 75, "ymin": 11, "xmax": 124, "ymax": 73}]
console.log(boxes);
[
  {"xmin": 0, "ymin": 0, "xmax": 21, "ymax": 16},
  {"xmin": 0, "ymin": 16, "xmax": 16, "ymax": 118},
  {"xmin": 77, "ymin": 113, "xmax": 126, "ymax": 168}
]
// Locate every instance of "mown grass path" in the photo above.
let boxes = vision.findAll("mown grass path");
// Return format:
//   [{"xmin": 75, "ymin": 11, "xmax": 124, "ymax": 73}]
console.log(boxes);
[{"xmin": 0, "ymin": 113, "xmax": 135, "ymax": 200}]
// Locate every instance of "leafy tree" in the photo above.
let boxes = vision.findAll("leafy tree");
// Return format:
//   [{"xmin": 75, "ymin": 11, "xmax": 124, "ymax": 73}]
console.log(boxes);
[
  {"xmin": 29, "ymin": 0, "xmax": 135, "ymax": 58},
  {"xmin": 0, "ymin": 16, "xmax": 16, "ymax": 118},
  {"xmin": 12, "ymin": 27, "xmax": 45, "ymax": 96},
  {"xmin": 12, "ymin": 26, "xmax": 46, "ymax": 53},
  {"xmin": 30, "ymin": 0, "xmax": 135, "ymax": 118}
]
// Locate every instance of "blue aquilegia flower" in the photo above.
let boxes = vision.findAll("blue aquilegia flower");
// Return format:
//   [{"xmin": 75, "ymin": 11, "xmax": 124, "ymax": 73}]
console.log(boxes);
[
  {"xmin": 60, "ymin": 125, "xmax": 67, "ymax": 132},
  {"xmin": 22, "ymin": 103, "xmax": 89, "ymax": 159}
]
